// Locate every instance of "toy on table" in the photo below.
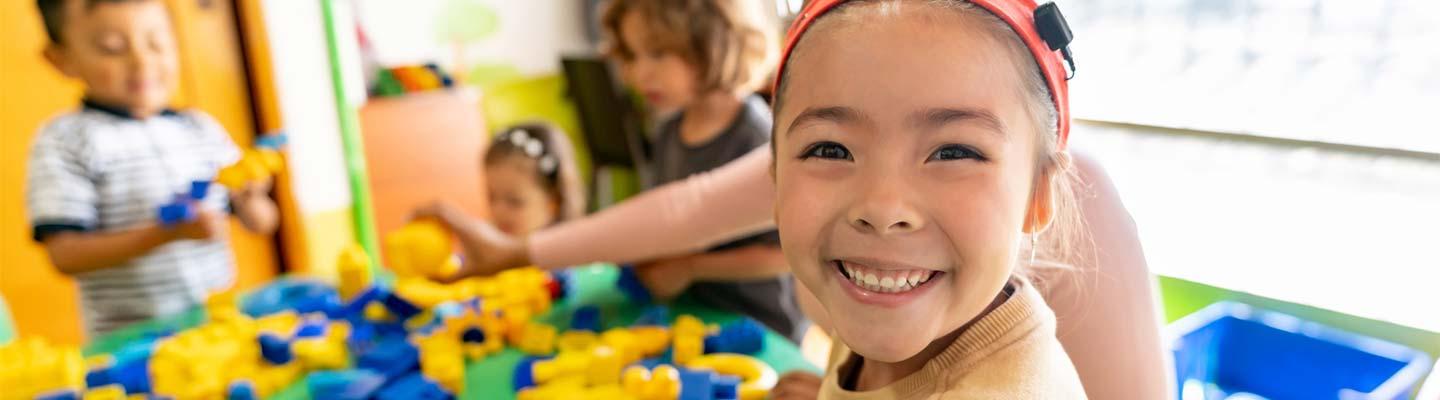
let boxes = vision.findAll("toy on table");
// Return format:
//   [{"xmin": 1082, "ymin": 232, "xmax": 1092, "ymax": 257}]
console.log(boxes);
[
  {"xmin": 0, "ymin": 337, "xmax": 85, "ymax": 399},
  {"xmin": 513, "ymin": 312, "xmax": 776, "ymax": 400},
  {"xmin": 337, "ymin": 244, "xmax": 373, "ymax": 302}
]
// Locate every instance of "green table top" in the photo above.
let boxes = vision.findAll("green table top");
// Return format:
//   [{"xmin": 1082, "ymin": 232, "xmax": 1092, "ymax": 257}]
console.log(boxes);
[{"xmin": 86, "ymin": 264, "xmax": 819, "ymax": 399}]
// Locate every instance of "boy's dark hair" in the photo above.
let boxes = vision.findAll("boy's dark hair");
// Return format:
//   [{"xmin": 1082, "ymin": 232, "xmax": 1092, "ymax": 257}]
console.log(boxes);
[
  {"xmin": 484, "ymin": 122, "xmax": 587, "ymax": 223},
  {"xmin": 37, "ymin": 0, "xmax": 144, "ymax": 44}
]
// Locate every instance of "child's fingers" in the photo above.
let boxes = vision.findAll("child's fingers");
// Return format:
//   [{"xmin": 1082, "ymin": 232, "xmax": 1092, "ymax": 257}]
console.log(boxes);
[{"xmin": 770, "ymin": 371, "xmax": 823, "ymax": 400}]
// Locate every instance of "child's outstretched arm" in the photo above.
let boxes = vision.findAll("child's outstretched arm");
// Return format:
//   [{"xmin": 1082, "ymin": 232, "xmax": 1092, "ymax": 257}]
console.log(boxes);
[
  {"xmin": 231, "ymin": 181, "xmax": 279, "ymax": 235},
  {"xmin": 635, "ymin": 245, "xmax": 789, "ymax": 301},
  {"xmin": 42, "ymin": 210, "xmax": 228, "ymax": 275}
]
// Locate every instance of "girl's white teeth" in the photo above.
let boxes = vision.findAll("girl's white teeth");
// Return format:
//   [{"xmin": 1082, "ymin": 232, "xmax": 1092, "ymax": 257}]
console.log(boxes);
[{"xmin": 841, "ymin": 262, "xmax": 935, "ymax": 293}]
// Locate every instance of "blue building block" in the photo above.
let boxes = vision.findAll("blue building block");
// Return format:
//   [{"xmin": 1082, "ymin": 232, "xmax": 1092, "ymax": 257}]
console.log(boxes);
[
  {"xmin": 511, "ymin": 356, "xmax": 549, "ymax": 391},
  {"xmin": 295, "ymin": 318, "xmax": 329, "ymax": 339},
  {"xmin": 188, "ymin": 180, "xmax": 212, "ymax": 200},
  {"xmin": 679, "ymin": 369, "xmax": 716, "ymax": 400},
  {"xmin": 108, "ymin": 342, "xmax": 154, "ymax": 394},
  {"xmin": 712, "ymin": 374, "xmax": 740, "ymax": 400},
  {"xmin": 255, "ymin": 133, "xmax": 288, "ymax": 150},
  {"xmin": 633, "ymin": 305, "xmax": 670, "ymax": 327},
  {"xmin": 615, "ymin": 265, "xmax": 652, "ymax": 304},
  {"xmin": 259, "ymin": 333, "xmax": 293, "ymax": 364},
  {"xmin": 375, "ymin": 373, "xmax": 453, "ymax": 400},
  {"xmin": 381, "ymin": 292, "xmax": 422, "ymax": 320},
  {"xmin": 342, "ymin": 287, "xmax": 384, "ymax": 318},
  {"xmin": 228, "ymin": 380, "xmax": 257, "ymax": 400},
  {"xmin": 241, "ymin": 279, "xmax": 342, "ymax": 317},
  {"xmin": 704, "ymin": 318, "xmax": 765, "ymax": 355},
  {"xmin": 34, "ymin": 390, "xmax": 79, "ymax": 400},
  {"xmin": 157, "ymin": 201, "xmax": 194, "ymax": 226},
  {"xmin": 308, "ymin": 369, "xmax": 387, "ymax": 400},
  {"xmin": 571, "ymin": 305, "xmax": 601, "ymax": 332},
  {"xmin": 357, "ymin": 338, "xmax": 420, "ymax": 380}
]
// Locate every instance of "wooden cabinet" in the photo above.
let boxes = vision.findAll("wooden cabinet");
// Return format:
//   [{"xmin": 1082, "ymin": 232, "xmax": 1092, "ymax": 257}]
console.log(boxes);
[
  {"xmin": 359, "ymin": 89, "xmax": 491, "ymax": 239},
  {"xmin": 0, "ymin": 0, "xmax": 278, "ymax": 344}
]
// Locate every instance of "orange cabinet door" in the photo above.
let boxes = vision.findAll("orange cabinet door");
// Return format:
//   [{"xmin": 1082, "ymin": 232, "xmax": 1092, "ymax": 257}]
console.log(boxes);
[{"xmin": 167, "ymin": 0, "xmax": 280, "ymax": 290}]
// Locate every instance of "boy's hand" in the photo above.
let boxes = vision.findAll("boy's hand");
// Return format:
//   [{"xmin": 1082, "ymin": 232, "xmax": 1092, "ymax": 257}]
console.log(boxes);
[
  {"xmin": 635, "ymin": 256, "xmax": 695, "ymax": 301},
  {"xmin": 172, "ymin": 207, "xmax": 229, "ymax": 241},
  {"xmin": 413, "ymin": 201, "xmax": 529, "ymax": 282},
  {"xmin": 770, "ymin": 371, "xmax": 823, "ymax": 400}
]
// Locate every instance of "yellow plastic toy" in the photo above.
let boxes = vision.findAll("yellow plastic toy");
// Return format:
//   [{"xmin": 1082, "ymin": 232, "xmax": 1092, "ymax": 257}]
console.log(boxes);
[
  {"xmin": 622, "ymin": 365, "xmax": 682, "ymax": 400},
  {"xmin": 337, "ymin": 244, "xmax": 373, "ymax": 301},
  {"xmin": 670, "ymin": 315, "xmax": 714, "ymax": 365},
  {"xmin": 0, "ymin": 336, "xmax": 85, "ymax": 399},
  {"xmin": 216, "ymin": 147, "xmax": 283, "ymax": 192},
  {"xmin": 82, "ymin": 384, "xmax": 127, "ymax": 400},
  {"xmin": 516, "ymin": 322, "xmax": 558, "ymax": 355},
  {"xmin": 383, "ymin": 220, "xmax": 456, "ymax": 280},
  {"xmin": 685, "ymin": 354, "xmax": 778, "ymax": 400},
  {"xmin": 416, "ymin": 333, "xmax": 466, "ymax": 394}
]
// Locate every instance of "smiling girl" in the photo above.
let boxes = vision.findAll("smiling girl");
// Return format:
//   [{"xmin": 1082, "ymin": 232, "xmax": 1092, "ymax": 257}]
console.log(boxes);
[{"xmin": 769, "ymin": 0, "xmax": 1087, "ymax": 397}]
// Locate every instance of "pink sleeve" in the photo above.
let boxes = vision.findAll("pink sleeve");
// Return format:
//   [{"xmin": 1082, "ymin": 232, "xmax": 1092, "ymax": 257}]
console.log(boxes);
[{"xmin": 528, "ymin": 146, "xmax": 776, "ymax": 268}]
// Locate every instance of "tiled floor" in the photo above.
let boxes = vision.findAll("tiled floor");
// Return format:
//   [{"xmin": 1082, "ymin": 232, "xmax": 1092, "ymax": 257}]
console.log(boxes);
[{"xmin": 1073, "ymin": 121, "xmax": 1440, "ymax": 332}]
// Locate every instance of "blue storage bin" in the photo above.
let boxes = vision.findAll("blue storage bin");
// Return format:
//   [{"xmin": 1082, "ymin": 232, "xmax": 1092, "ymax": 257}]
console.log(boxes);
[{"xmin": 1168, "ymin": 302, "xmax": 1432, "ymax": 400}]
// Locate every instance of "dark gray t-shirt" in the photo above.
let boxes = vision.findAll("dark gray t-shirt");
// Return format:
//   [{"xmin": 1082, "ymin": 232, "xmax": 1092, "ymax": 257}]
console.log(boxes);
[{"xmin": 650, "ymin": 96, "xmax": 807, "ymax": 343}]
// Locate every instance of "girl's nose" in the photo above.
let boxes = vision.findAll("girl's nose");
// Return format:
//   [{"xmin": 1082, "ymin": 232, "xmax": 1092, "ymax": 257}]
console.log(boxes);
[{"xmin": 847, "ymin": 172, "xmax": 924, "ymax": 236}]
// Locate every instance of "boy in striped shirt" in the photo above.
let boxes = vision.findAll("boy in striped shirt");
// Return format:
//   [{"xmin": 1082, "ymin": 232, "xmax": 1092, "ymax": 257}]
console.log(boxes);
[{"xmin": 27, "ymin": 0, "xmax": 278, "ymax": 338}]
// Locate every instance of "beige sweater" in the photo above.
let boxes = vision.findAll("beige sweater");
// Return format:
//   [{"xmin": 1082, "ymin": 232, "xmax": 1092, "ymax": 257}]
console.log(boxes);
[{"xmin": 818, "ymin": 279, "xmax": 1088, "ymax": 399}]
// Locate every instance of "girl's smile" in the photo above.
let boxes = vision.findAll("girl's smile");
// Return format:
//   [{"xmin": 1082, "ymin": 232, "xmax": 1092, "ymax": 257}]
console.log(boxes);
[{"xmin": 830, "ymin": 258, "xmax": 945, "ymax": 307}]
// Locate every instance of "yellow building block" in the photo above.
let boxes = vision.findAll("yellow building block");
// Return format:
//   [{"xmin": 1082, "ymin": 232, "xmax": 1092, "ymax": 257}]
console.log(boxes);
[
  {"xmin": 82, "ymin": 384, "xmax": 127, "ymax": 400},
  {"xmin": 685, "ymin": 354, "xmax": 778, "ymax": 400},
  {"xmin": 0, "ymin": 337, "xmax": 85, "ymax": 399},
  {"xmin": 383, "ymin": 220, "xmax": 454, "ymax": 279},
  {"xmin": 337, "ymin": 244, "xmax": 373, "ymax": 301}
]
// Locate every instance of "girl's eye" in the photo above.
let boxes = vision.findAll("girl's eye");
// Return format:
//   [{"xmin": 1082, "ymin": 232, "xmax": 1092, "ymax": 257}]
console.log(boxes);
[
  {"xmin": 928, "ymin": 144, "xmax": 986, "ymax": 162},
  {"xmin": 800, "ymin": 141, "xmax": 852, "ymax": 161}
]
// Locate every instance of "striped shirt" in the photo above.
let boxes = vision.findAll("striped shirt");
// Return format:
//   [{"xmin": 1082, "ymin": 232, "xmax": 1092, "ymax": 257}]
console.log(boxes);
[{"xmin": 26, "ymin": 101, "xmax": 240, "ymax": 338}]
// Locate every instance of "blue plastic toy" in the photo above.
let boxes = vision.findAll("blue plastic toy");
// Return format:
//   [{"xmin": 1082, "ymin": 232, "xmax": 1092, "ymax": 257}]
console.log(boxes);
[
  {"xmin": 228, "ymin": 380, "xmax": 257, "ymax": 400},
  {"xmin": 615, "ymin": 265, "xmax": 652, "ymax": 304},
  {"xmin": 511, "ymin": 356, "xmax": 548, "ymax": 391},
  {"xmin": 357, "ymin": 338, "xmax": 420, "ymax": 380},
  {"xmin": 633, "ymin": 305, "xmax": 670, "ymax": 327},
  {"xmin": 381, "ymin": 292, "xmax": 422, "ymax": 320},
  {"xmin": 704, "ymin": 318, "xmax": 765, "ymax": 355},
  {"xmin": 259, "ymin": 333, "xmax": 293, "ymax": 364},
  {"xmin": 307, "ymin": 369, "xmax": 387, "ymax": 400},
  {"xmin": 157, "ymin": 180, "xmax": 213, "ymax": 226},
  {"xmin": 255, "ymin": 133, "xmax": 288, "ymax": 150},
  {"xmin": 679, "ymin": 368, "xmax": 715, "ymax": 400},
  {"xmin": 571, "ymin": 305, "xmax": 601, "ymax": 332},
  {"xmin": 33, "ymin": 390, "xmax": 78, "ymax": 400},
  {"xmin": 375, "ymin": 372, "xmax": 453, "ymax": 400},
  {"xmin": 241, "ymin": 279, "xmax": 342, "ymax": 317}
]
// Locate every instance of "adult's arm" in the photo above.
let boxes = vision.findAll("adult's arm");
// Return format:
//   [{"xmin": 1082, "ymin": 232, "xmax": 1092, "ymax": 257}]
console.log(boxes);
[
  {"xmin": 1043, "ymin": 150, "xmax": 1172, "ymax": 400},
  {"xmin": 528, "ymin": 146, "xmax": 776, "ymax": 268}
]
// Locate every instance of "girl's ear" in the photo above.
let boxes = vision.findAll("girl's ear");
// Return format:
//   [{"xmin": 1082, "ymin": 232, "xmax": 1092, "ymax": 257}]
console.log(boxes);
[{"xmin": 1022, "ymin": 152, "xmax": 1070, "ymax": 234}]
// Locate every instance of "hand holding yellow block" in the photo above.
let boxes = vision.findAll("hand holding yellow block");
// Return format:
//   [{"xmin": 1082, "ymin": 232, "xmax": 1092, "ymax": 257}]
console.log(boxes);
[{"xmin": 384, "ymin": 220, "xmax": 455, "ymax": 280}]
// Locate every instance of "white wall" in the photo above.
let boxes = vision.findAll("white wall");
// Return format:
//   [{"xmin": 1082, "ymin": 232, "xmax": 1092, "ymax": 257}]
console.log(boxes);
[{"xmin": 354, "ymin": 0, "xmax": 590, "ymax": 77}]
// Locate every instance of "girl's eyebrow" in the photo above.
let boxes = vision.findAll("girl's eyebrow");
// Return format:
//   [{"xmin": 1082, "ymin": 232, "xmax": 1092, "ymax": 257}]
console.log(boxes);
[
  {"xmin": 914, "ymin": 107, "xmax": 1007, "ymax": 140},
  {"xmin": 787, "ymin": 106, "xmax": 868, "ymax": 134}
]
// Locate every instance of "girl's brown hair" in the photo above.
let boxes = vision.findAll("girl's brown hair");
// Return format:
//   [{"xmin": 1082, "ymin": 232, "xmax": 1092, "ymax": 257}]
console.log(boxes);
[
  {"xmin": 600, "ymin": 0, "xmax": 778, "ymax": 95},
  {"xmin": 484, "ymin": 122, "xmax": 587, "ymax": 224}
]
